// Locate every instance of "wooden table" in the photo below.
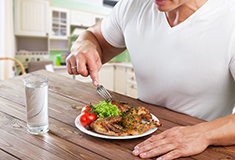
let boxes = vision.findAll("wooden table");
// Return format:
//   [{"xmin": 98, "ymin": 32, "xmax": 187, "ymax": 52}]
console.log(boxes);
[{"xmin": 1, "ymin": 70, "xmax": 235, "ymax": 160}]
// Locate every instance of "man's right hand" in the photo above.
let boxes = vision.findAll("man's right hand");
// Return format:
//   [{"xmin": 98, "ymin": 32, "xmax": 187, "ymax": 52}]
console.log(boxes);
[
  {"xmin": 66, "ymin": 37, "xmax": 102, "ymax": 86},
  {"xmin": 66, "ymin": 21, "xmax": 126, "ymax": 86}
]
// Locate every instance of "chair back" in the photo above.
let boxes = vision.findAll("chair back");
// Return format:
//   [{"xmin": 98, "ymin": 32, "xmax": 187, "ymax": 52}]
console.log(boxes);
[
  {"xmin": 0, "ymin": 57, "xmax": 25, "ymax": 75},
  {"xmin": 28, "ymin": 60, "xmax": 53, "ymax": 73}
]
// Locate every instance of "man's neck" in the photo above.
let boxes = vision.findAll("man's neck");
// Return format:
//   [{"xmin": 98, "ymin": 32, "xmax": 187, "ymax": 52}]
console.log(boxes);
[{"xmin": 166, "ymin": 0, "xmax": 208, "ymax": 27}]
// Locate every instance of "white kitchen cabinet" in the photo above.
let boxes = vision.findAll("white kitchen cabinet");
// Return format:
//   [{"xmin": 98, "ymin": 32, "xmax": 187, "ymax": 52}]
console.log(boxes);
[
  {"xmin": 114, "ymin": 65, "xmax": 127, "ymax": 95},
  {"xmin": 70, "ymin": 10, "xmax": 95, "ymax": 27},
  {"xmin": 99, "ymin": 64, "xmax": 114, "ymax": 91},
  {"xmin": 53, "ymin": 63, "xmax": 137, "ymax": 98},
  {"xmin": 54, "ymin": 64, "xmax": 115, "ymax": 88},
  {"xmin": 48, "ymin": 7, "xmax": 70, "ymax": 66},
  {"xmin": 14, "ymin": 0, "xmax": 49, "ymax": 37},
  {"xmin": 114, "ymin": 64, "xmax": 138, "ymax": 98},
  {"xmin": 50, "ymin": 7, "xmax": 70, "ymax": 39},
  {"xmin": 126, "ymin": 67, "xmax": 138, "ymax": 98}
]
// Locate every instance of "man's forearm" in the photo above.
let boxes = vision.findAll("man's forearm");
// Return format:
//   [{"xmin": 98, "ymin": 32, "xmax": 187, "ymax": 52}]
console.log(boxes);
[
  {"xmin": 195, "ymin": 114, "xmax": 235, "ymax": 146},
  {"xmin": 71, "ymin": 30, "xmax": 102, "ymax": 58}
]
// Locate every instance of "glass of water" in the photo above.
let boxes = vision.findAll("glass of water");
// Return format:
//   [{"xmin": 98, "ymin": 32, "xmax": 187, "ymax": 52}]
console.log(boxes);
[{"xmin": 24, "ymin": 74, "xmax": 49, "ymax": 134}]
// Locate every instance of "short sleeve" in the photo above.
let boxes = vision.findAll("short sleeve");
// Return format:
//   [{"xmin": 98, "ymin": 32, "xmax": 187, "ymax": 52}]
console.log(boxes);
[{"xmin": 101, "ymin": 0, "xmax": 130, "ymax": 48}]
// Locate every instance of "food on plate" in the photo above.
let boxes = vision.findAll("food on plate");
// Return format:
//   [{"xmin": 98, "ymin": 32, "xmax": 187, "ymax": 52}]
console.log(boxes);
[
  {"xmin": 93, "ymin": 100, "xmax": 121, "ymax": 118},
  {"xmin": 80, "ymin": 100, "xmax": 161, "ymax": 136},
  {"xmin": 79, "ymin": 104, "xmax": 97, "ymax": 127},
  {"xmin": 79, "ymin": 101, "xmax": 120, "ymax": 127},
  {"xmin": 81, "ymin": 105, "xmax": 91, "ymax": 113}
]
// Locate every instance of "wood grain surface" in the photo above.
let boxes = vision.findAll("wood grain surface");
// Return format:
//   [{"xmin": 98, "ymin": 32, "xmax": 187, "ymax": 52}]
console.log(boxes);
[{"xmin": 0, "ymin": 70, "xmax": 235, "ymax": 160}]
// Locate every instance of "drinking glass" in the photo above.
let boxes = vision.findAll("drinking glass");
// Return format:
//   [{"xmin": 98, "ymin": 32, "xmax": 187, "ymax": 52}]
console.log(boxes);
[{"xmin": 24, "ymin": 74, "xmax": 49, "ymax": 134}]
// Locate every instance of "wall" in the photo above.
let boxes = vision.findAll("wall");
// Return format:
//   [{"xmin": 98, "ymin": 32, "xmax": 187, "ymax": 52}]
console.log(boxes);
[
  {"xmin": 0, "ymin": 0, "xmax": 4, "ymax": 79},
  {"xmin": 0, "ymin": 0, "xmax": 15, "ymax": 80},
  {"xmin": 50, "ymin": 0, "xmax": 111, "ymax": 15},
  {"xmin": 52, "ymin": 0, "xmax": 130, "ymax": 63}
]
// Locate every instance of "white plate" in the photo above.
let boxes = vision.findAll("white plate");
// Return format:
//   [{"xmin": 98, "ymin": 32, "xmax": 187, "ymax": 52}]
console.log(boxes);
[{"xmin": 74, "ymin": 114, "xmax": 159, "ymax": 139}]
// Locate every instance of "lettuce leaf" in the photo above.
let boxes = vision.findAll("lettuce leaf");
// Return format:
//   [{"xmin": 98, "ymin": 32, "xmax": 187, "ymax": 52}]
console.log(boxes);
[{"xmin": 93, "ymin": 100, "xmax": 120, "ymax": 118}]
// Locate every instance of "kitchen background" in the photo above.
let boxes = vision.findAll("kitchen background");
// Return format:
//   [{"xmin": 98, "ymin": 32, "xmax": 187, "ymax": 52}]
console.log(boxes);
[{"xmin": 0, "ymin": 0, "xmax": 137, "ymax": 98}]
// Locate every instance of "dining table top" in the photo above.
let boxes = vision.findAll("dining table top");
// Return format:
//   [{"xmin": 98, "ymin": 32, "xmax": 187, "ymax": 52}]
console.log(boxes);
[{"xmin": 1, "ymin": 70, "xmax": 235, "ymax": 160}]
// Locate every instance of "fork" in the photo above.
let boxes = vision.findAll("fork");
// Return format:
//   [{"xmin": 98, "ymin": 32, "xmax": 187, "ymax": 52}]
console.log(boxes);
[{"xmin": 97, "ymin": 84, "xmax": 112, "ymax": 102}]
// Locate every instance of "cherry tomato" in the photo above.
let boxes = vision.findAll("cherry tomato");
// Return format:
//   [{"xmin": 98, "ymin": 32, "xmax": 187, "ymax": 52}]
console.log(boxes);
[
  {"xmin": 81, "ymin": 105, "xmax": 91, "ymax": 113},
  {"xmin": 80, "ymin": 112, "xmax": 97, "ymax": 127}
]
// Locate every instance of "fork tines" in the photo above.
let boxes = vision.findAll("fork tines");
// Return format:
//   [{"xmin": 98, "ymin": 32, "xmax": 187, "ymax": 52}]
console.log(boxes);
[{"xmin": 97, "ymin": 85, "xmax": 112, "ymax": 102}]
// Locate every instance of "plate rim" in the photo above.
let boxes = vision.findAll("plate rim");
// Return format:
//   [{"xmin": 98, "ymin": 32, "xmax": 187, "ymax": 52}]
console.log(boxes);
[{"xmin": 74, "ymin": 113, "xmax": 159, "ymax": 139}]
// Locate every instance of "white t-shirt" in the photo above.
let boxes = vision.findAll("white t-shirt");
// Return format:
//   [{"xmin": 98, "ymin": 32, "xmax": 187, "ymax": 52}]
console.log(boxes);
[{"xmin": 101, "ymin": 0, "xmax": 235, "ymax": 121}]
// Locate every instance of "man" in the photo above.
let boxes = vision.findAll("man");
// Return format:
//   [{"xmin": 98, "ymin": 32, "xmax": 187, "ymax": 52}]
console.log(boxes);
[{"xmin": 66, "ymin": 0, "xmax": 235, "ymax": 159}]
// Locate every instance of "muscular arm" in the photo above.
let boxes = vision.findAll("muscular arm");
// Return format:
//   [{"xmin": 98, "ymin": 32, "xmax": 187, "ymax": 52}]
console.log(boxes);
[
  {"xmin": 67, "ymin": 21, "xmax": 126, "ymax": 85},
  {"xmin": 87, "ymin": 21, "xmax": 126, "ymax": 63},
  {"xmin": 71, "ymin": 21, "xmax": 125, "ymax": 64}
]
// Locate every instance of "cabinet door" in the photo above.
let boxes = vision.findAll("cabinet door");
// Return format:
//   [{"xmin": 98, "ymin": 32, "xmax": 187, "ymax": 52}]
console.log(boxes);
[
  {"xmin": 114, "ymin": 66, "xmax": 127, "ymax": 95},
  {"xmin": 126, "ymin": 67, "xmax": 138, "ymax": 98},
  {"xmin": 70, "ymin": 10, "xmax": 95, "ymax": 27},
  {"xmin": 50, "ymin": 7, "xmax": 70, "ymax": 39},
  {"xmin": 14, "ymin": 0, "xmax": 49, "ymax": 36},
  {"xmin": 126, "ymin": 83, "xmax": 138, "ymax": 98},
  {"xmin": 99, "ymin": 65, "xmax": 114, "ymax": 91}
]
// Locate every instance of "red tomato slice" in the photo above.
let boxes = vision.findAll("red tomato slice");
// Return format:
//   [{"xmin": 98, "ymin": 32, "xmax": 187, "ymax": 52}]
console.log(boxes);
[
  {"xmin": 81, "ymin": 105, "xmax": 91, "ymax": 113},
  {"xmin": 88, "ymin": 113, "xmax": 97, "ymax": 122},
  {"xmin": 80, "ymin": 112, "xmax": 91, "ymax": 127},
  {"xmin": 80, "ymin": 112, "xmax": 97, "ymax": 127}
]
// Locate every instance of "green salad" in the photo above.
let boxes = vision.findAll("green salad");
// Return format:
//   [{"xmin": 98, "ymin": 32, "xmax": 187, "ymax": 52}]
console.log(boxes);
[{"xmin": 93, "ymin": 100, "xmax": 120, "ymax": 118}]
